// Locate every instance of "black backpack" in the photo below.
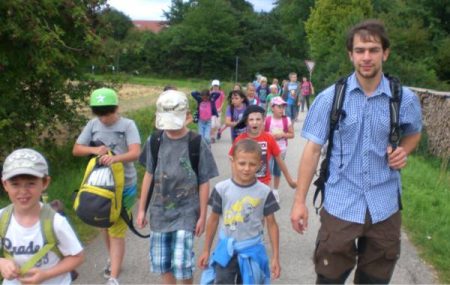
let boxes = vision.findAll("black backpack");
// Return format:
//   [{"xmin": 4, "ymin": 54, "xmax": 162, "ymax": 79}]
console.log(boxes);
[
  {"xmin": 144, "ymin": 129, "xmax": 202, "ymax": 213},
  {"xmin": 312, "ymin": 75, "xmax": 403, "ymax": 213}
]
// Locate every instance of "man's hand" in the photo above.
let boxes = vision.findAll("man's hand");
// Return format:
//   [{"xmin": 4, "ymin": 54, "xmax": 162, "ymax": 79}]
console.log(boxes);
[
  {"xmin": 0, "ymin": 258, "xmax": 20, "ymax": 280},
  {"xmin": 387, "ymin": 145, "xmax": 408, "ymax": 170},
  {"xmin": 290, "ymin": 202, "xmax": 308, "ymax": 234}
]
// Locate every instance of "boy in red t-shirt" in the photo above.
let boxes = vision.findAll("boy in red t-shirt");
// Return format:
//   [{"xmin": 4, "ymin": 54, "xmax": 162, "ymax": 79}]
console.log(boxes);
[{"xmin": 228, "ymin": 105, "xmax": 297, "ymax": 198}]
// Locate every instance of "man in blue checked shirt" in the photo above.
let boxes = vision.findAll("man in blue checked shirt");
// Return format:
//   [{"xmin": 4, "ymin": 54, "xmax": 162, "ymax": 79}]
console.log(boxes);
[{"xmin": 290, "ymin": 19, "xmax": 422, "ymax": 284}]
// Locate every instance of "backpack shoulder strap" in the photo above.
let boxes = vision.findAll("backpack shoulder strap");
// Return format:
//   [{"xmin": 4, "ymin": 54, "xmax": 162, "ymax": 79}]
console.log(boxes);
[
  {"xmin": 188, "ymin": 131, "xmax": 202, "ymax": 183},
  {"xmin": 312, "ymin": 76, "xmax": 348, "ymax": 213},
  {"xmin": 386, "ymin": 74, "xmax": 403, "ymax": 148},
  {"xmin": 264, "ymin": 116, "xmax": 272, "ymax": 132},
  {"xmin": 0, "ymin": 205, "xmax": 14, "ymax": 258},
  {"xmin": 144, "ymin": 129, "xmax": 164, "ymax": 214},
  {"xmin": 282, "ymin": 116, "xmax": 288, "ymax": 133}
]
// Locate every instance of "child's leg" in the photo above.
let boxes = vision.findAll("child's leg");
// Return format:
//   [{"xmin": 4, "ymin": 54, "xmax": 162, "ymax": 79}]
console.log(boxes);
[
  {"xmin": 109, "ymin": 236, "xmax": 125, "ymax": 278},
  {"xmin": 214, "ymin": 254, "xmax": 241, "ymax": 284},
  {"xmin": 306, "ymin": 95, "xmax": 311, "ymax": 110}
]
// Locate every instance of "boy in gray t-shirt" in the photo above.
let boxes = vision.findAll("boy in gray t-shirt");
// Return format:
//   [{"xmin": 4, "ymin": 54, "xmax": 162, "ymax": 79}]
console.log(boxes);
[
  {"xmin": 73, "ymin": 88, "xmax": 141, "ymax": 285},
  {"xmin": 198, "ymin": 139, "xmax": 281, "ymax": 284},
  {"xmin": 137, "ymin": 90, "xmax": 219, "ymax": 284}
]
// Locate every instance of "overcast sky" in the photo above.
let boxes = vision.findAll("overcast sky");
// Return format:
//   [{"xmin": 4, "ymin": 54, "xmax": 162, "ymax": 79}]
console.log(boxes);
[{"xmin": 108, "ymin": 0, "xmax": 275, "ymax": 20}]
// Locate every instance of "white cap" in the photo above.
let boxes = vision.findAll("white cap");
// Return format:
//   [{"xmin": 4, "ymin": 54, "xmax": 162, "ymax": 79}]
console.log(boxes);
[
  {"xmin": 2, "ymin": 148, "xmax": 49, "ymax": 181},
  {"xmin": 211, "ymin": 79, "xmax": 220, "ymax": 87},
  {"xmin": 155, "ymin": 90, "xmax": 188, "ymax": 130}
]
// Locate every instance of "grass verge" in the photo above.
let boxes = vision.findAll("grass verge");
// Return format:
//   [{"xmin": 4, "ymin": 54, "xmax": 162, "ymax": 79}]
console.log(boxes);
[{"xmin": 402, "ymin": 154, "xmax": 450, "ymax": 283}]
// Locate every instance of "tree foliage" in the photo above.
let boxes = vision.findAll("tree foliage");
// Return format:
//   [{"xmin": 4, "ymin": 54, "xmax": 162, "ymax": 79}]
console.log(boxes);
[{"xmin": 0, "ymin": 0, "xmax": 106, "ymax": 156}]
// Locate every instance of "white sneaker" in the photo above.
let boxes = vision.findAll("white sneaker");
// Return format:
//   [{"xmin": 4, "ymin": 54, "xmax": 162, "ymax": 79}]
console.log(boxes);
[
  {"xmin": 103, "ymin": 259, "xmax": 111, "ymax": 279},
  {"xmin": 273, "ymin": 189, "xmax": 280, "ymax": 203},
  {"xmin": 106, "ymin": 277, "xmax": 119, "ymax": 285}
]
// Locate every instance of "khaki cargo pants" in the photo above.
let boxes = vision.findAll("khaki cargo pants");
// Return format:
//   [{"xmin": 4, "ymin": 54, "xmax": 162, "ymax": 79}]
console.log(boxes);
[{"xmin": 314, "ymin": 209, "xmax": 401, "ymax": 284}]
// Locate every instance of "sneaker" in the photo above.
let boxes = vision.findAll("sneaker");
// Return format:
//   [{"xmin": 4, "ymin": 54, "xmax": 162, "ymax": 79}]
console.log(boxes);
[
  {"xmin": 106, "ymin": 277, "xmax": 119, "ymax": 285},
  {"xmin": 273, "ymin": 190, "xmax": 280, "ymax": 203},
  {"xmin": 103, "ymin": 259, "xmax": 111, "ymax": 279}
]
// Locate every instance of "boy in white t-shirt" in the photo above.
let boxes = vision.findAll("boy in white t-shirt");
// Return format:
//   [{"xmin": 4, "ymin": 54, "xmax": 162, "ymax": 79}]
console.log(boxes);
[
  {"xmin": 264, "ymin": 97, "xmax": 295, "ymax": 202},
  {"xmin": 0, "ymin": 148, "xmax": 84, "ymax": 285}
]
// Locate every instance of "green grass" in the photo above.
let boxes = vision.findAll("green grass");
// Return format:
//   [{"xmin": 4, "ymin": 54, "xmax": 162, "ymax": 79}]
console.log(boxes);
[{"xmin": 402, "ymin": 154, "xmax": 450, "ymax": 283}]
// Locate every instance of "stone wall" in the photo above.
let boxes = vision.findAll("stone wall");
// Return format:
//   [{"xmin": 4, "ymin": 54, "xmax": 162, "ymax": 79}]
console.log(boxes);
[{"xmin": 410, "ymin": 87, "xmax": 450, "ymax": 159}]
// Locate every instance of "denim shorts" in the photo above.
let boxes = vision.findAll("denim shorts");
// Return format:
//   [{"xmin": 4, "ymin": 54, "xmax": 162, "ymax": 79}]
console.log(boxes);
[
  {"xmin": 270, "ymin": 151, "xmax": 286, "ymax": 177},
  {"xmin": 149, "ymin": 230, "xmax": 195, "ymax": 280}
]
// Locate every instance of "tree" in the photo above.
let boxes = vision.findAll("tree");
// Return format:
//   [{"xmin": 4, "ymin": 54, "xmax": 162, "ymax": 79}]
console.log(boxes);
[
  {"xmin": 305, "ymin": 0, "xmax": 373, "ymax": 88},
  {"xmin": 0, "ymin": 0, "xmax": 106, "ymax": 156}
]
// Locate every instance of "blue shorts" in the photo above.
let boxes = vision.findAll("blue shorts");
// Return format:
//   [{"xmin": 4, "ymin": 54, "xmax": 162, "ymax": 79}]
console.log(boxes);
[{"xmin": 149, "ymin": 230, "xmax": 195, "ymax": 280}]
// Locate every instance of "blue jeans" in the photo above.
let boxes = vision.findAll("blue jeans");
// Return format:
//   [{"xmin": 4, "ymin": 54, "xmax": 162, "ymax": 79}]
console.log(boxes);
[
  {"xmin": 286, "ymin": 104, "xmax": 297, "ymax": 121},
  {"xmin": 198, "ymin": 119, "xmax": 211, "ymax": 145}
]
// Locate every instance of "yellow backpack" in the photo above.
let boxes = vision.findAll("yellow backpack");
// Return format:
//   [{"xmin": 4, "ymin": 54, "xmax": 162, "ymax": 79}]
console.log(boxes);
[{"xmin": 73, "ymin": 153, "xmax": 124, "ymax": 228}]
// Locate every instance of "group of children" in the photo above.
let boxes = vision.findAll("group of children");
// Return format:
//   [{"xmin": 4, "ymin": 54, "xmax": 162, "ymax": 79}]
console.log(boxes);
[{"xmin": 0, "ymin": 81, "xmax": 299, "ymax": 284}]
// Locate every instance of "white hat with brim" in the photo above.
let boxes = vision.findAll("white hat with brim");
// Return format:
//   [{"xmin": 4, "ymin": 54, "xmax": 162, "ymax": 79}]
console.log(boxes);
[
  {"xmin": 155, "ymin": 111, "xmax": 186, "ymax": 130},
  {"xmin": 2, "ymin": 148, "xmax": 48, "ymax": 181},
  {"xmin": 155, "ymin": 90, "xmax": 188, "ymax": 130}
]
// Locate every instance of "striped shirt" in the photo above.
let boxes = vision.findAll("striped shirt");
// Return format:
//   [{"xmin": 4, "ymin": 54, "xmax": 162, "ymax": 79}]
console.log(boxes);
[{"xmin": 302, "ymin": 73, "xmax": 422, "ymax": 224}]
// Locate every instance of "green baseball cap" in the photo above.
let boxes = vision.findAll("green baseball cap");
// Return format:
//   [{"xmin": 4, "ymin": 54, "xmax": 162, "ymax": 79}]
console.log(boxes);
[{"xmin": 90, "ymin": 88, "xmax": 118, "ymax": 106}]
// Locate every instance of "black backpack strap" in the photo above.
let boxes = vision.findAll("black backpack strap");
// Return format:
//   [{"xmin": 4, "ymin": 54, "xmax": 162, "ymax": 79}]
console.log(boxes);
[
  {"xmin": 144, "ymin": 129, "xmax": 164, "ymax": 214},
  {"xmin": 188, "ymin": 131, "xmax": 202, "ymax": 184},
  {"xmin": 120, "ymin": 209, "xmax": 150, "ymax": 238},
  {"xmin": 386, "ymin": 75, "xmax": 402, "ymax": 149},
  {"xmin": 312, "ymin": 76, "xmax": 348, "ymax": 214}
]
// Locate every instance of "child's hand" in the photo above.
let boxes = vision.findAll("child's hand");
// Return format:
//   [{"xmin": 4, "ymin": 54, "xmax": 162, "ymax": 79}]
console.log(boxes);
[
  {"xmin": 288, "ymin": 178, "xmax": 297, "ymax": 189},
  {"xmin": 136, "ymin": 210, "xmax": 148, "ymax": 229},
  {"xmin": 19, "ymin": 268, "xmax": 47, "ymax": 284},
  {"xmin": 99, "ymin": 154, "xmax": 115, "ymax": 166},
  {"xmin": 197, "ymin": 251, "xmax": 210, "ymax": 269},
  {"xmin": 195, "ymin": 217, "xmax": 206, "ymax": 237},
  {"xmin": 271, "ymin": 258, "xmax": 281, "ymax": 279},
  {"xmin": 0, "ymin": 258, "xmax": 20, "ymax": 280},
  {"xmin": 95, "ymin": 145, "xmax": 109, "ymax": 156}
]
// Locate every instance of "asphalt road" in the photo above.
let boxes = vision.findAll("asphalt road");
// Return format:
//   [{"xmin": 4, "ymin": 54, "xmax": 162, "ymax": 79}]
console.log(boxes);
[{"xmin": 74, "ymin": 112, "xmax": 437, "ymax": 284}]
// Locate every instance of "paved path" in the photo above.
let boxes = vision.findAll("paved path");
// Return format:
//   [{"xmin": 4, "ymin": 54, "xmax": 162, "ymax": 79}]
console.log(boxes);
[{"xmin": 75, "ymin": 112, "xmax": 437, "ymax": 284}]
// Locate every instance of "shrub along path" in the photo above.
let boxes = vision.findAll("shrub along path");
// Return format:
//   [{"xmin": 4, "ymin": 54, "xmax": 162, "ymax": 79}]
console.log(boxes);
[{"xmin": 74, "ymin": 112, "xmax": 437, "ymax": 284}]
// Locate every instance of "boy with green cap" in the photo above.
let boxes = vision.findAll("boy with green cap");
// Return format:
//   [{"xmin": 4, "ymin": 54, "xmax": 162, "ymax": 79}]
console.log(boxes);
[{"xmin": 72, "ymin": 88, "xmax": 141, "ymax": 285}]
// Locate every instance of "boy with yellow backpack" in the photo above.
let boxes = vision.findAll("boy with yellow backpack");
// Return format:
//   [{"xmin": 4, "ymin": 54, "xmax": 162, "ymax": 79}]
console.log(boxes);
[
  {"xmin": 73, "ymin": 88, "xmax": 141, "ymax": 285},
  {"xmin": 0, "ymin": 148, "xmax": 84, "ymax": 284}
]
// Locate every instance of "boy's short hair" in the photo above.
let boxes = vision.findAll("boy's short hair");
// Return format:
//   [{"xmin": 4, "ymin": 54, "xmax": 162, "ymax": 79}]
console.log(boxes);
[
  {"xmin": 200, "ymin": 89, "xmax": 210, "ymax": 97},
  {"xmin": 156, "ymin": 90, "xmax": 188, "ymax": 130},
  {"xmin": 346, "ymin": 19, "xmax": 390, "ymax": 51},
  {"xmin": 289, "ymin": 72, "xmax": 297, "ymax": 78},
  {"xmin": 232, "ymin": 139, "xmax": 262, "ymax": 159},
  {"xmin": 234, "ymin": 105, "xmax": 265, "ymax": 130},
  {"xmin": 2, "ymin": 148, "xmax": 49, "ymax": 181},
  {"xmin": 91, "ymin": 105, "xmax": 118, "ymax": 116}
]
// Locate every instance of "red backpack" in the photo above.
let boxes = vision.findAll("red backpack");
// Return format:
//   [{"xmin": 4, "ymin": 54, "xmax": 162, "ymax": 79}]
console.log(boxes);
[{"xmin": 264, "ymin": 116, "xmax": 289, "ymax": 145}]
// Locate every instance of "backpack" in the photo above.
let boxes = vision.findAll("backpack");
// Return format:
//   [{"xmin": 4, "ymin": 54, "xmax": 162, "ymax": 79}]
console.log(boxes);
[
  {"xmin": 73, "ymin": 152, "xmax": 149, "ymax": 238},
  {"xmin": 312, "ymin": 75, "xmax": 403, "ymax": 213},
  {"xmin": 0, "ymin": 204, "xmax": 62, "ymax": 277},
  {"xmin": 144, "ymin": 129, "xmax": 202, "ymax": 213},
  {"xmin": 264, "ymin": 115, "xmax": 289, "ymax": 145}
]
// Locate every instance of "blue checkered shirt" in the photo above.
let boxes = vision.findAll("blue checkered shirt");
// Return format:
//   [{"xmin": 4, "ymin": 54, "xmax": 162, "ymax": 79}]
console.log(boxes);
[{"xmin": 302, "ymin": 73, "xmax": 422, "ymax": 224}]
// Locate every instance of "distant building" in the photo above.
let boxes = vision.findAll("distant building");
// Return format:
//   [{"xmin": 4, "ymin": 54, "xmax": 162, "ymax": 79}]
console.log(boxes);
[{"xmin": 132, "ymin": 20, "xmax": 168, "ymax": 33}]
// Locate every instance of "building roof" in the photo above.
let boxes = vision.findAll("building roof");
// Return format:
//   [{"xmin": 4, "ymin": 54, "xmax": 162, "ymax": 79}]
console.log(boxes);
[{"xmin": 132, "ymin": 20, "xmax": 168, "ymax": 33}]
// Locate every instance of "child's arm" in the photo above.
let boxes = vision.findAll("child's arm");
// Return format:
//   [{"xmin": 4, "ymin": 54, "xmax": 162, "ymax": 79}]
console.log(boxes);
[
  {"xmin": 266, "ymin": 213, "xmax": 280, "ymax": 279},
  {"xmin": 18, "ymin": 252, "xmax": 84, "ymax": 284},
  {"xmin": 0, "ymin": 258, "xmax": 20, "ymax": 280},
  {"xmin": 225, "ymin": 116, "xmax": 237, "ymax": 128},
  {"xmin": 275, "ymin": 155, "xmax": 297, "ymax": 188},
  {"xmin": 285, "ymin": 123, "xmax": 295, "ymax": 139},
  {"xmin": 210, "ymin": 91, "xmax": 221, "ymax": 102},
  {"xmin": 98, "ymin": 143, "xmax": 140, "ymax": 166},
  {"xmin": 72, "ymin": 143, "xmax": 109, "ymax": 157},
  {"xmin": 197, "ymin": 211, "xmax": 220, "ymax": 269},
  {"xmin": 191, "ymin": 91, "xmax": 202, "ymax": 102},
  {"xmin": 137, "ymin": 171, "xmax": 153, "ymax": 229},
  {"xmin": 195, "ymin": 181, "xmax": 209, "ymax": 237}
]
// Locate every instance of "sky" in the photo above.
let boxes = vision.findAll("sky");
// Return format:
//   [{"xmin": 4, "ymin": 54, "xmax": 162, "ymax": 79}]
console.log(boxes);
[{"xmin": 108, "ymin": 0, "xmax": 275, "ymax": 21}]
